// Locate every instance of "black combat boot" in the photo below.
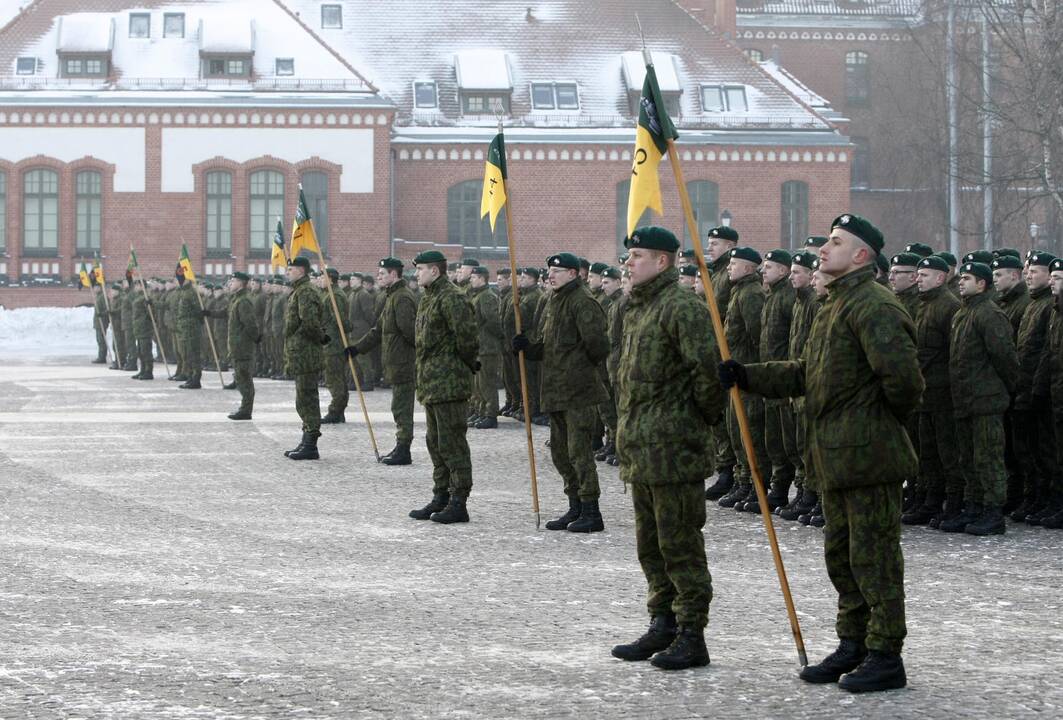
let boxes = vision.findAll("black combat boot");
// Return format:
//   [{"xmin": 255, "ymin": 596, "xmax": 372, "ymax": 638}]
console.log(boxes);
[
  {"xmin": 227, "ymin": 409, "xmax": 252, "ymax": 421},
  {"xmin": 736, "ymin": 483, "xmax": 763, "ymax": 512},
  {"xmin": 466, "ymin": 413, "xmax": 480, "ymax": 426},
  {"xmin": 474, "ymin": 416, "xmax": 498, "ymax": 429},
  {"xmin": 649, "ymin": 625, "xmax": 710, "ymax": 670},
  {"xmin": 138, "ymin": 373, "xmax": 154, "ymax": 380},
  {"xmin": 930, "ymin": 493, "xmax": 963, "ymax": 530},
  {"xmin": 704, "ymin": 466, "xmax": 734, "ymax": 501},
  {"xmin": 611, "ymin": 614, "xmax": 677, "ymax": 661},
  {"xmin": 545, "ymin": 497, "xmax": 581, "ymax": 531},
  {"xmin": 838, "ymin": 651, "xmax": 907, "ymax": 693},
  {"xmin": 381, "ymin": 443, "xmax": 412, "ymax": 466},
  {"xmin": 567, "ymin": 499, "xmax": 604, "ymax": 533},
  {"xmin": 766, "ymin": 472, "xmax": 793, "ymax": 511},
  {"xmin": 288, "ymin": 431, "xmax": 320, "ymax": 461},
  {"xmin": 178, "ymin": 379, "xmax": 202, "ymax": 389},
  {"xmin": 131, "ymin": 370, "xmax": 144, "ymax": 380},
  {"xmin": 223, "ymin": 381, "xmax": 237, "ymax": 390},
  {"xmin": 499, "ymin": 401, "xmax": 513, "ymax": 416},
  {"xmin": 595, "ymin": 441, "xmax": 615, "ymax": 462},
  {"xmin": 1028, "ymin": 497, "xmax": 1062, "ymax": 526},
  {"xmin": 532, "ymin": 414, "xmax": 550, "ymax": 427},
  {"xmin": 718, "ymin": 482, "xmax": 748, "ymax": 508},
  {"xmin": 964, "ymin": 507, "xmax": 1006, "ymax": 536},
  {"xmin": 170, "ymin": 374, "xmax": 187, "ymax": 382},
  {"xmin": 799, "ymin": 639, "xmax": 867, "ymax": 683},
  {"xmin": 92, "ymin": 356, "xmax": 107, "ymax": 364},
  {"xmin": 939, "ymin": 502, "xmax": 982, "ymax": 533},
  {"xmin": 810, "ymin": 510, "xmax": 825, "ymax": 528},
  {"xmin": 321, "ymin": 410, "xmax": 346, "ymax": 424},
  {"xmin": 782, "ymin": 489, "xmax": 817, "ymax": 521},
  {"xmin": 1042, "ymin": 508, "xmax": 1063, "ymax": 529},
  {"xmin": 776, "ymin": 487, "xmax": 803, "ymax": 517},
  {"xmin": 409, "ymin": 493, "xmax": 448, "ymax": 520},
  {"xmin": 1009, "ymin": 496, "xmax": 1039, "ymax": 523},
  {"xmin": 902, "ymin": 495, "xmax": 943, "ymax": 526},
  {"xmin": 430, "ymin": 494, "xmax": 469, "ymax": 524},
  {"xmin": 798, "ymin": 501, "xmax": 821, "ymax": 525}
]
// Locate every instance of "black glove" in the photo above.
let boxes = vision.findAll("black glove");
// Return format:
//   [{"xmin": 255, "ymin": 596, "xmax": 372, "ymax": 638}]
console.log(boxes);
[
  {"xmin": 255, "ymin": 334, "xmax": 263, "ymax": 344},
  {"xmin": 145, "ymin": 300, "xmax": 154, "ymax": 307},
  {"xmin": 1032, "ymin": 392, "xmax": 1050, "ymax": 412},
  {"xmin": 512, "ymin": 333, "xmax": 530, "ymax": 355},
  {"xmin": 344, "ymin": 345, "xmax": 360, "ymax": 359},
  {"xmin": 471, "ymin": 360, "xmax": 482, "ymax": 373},
  {"xmin": 320, "ymin": 333, "xmax": 331, "ymax": 346},
  {"xmin": 717, "ymin": 359, "xmax": 748, "ymax": 391},
  {"xmin": 199, "ymin": 309, "xmax": 212, "ymax": 319}
]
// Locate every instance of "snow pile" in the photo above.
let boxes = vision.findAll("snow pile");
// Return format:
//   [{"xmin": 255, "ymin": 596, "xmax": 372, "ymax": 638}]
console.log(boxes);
[
  {"xmin": 57, "ymin": 14, "xmax": 114, "ymax": 52},
  {"xmin": 0, "ymin": 307, "xmax": 98, "ymax": 360}
]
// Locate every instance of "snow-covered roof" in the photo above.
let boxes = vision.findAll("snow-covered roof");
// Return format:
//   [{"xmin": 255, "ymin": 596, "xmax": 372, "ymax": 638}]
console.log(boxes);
[
  {"xmin": 736, "ymin": 0, "xmax": 921, "ymax": 17},
  {"xmin": 198, "ymin": 16, "xmax": 253, "ymax": 54},
  {"xmin": 621, "ymin": 51, "xmax": 681, "ymax": 93},
  {"xmin": 758, "ymin": 59, "xmax": 828, "ymax": 111},
  {"xmin": 57, "ymin": 14, "xmax": 113, "ymax": 52},
  {"xmin": 454, "ymin": 49, "xmax": 511, "ymax": 90}
]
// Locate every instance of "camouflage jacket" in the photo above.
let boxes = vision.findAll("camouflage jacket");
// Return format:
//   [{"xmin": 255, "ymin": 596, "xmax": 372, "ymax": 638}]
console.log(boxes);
[
  {"xmin": 707, "ymin": 252, "xmax": 733, "ymax": 322},
  {"xmin": 724, "ymin": 272, "xmax": 765, "ymax": 364},
  {"xmin": 599, "ymin": 287, "xmax": 622, "ymax": 315},
  {"xmin": 1033, "ymin": 297, "xmax": 1063, "ymax": 409},
  {"xmin": 320, "ymin": 286, "xmax": 352, "ymax": 356},
  {"xmin": 914, "ymin": 285, "xmax": 961, "ymax": 410},
  {"xmin": 523, "ymin": 278, "xmax": 609, "ymax": 413},
  {"xmin": 616, "ymin": 267, "xmax": 726, "ymax": 485},
  {"xmin": 415, "ymin": 275, "xmax": 479, "ymax": 404},
  {"xmin": 227, "ymin": 288, "xmax": 259, "ymax": 361},
  {"xmin": 120, "ymin": 288, "xmax": 135, "ymax": 332},
  {"xmin": 283, "ymin": 275, "xmax": 325, "ymax": 376},
  {"xmin": 131, "ymin": 290, "xmax": 153, "ymax": 339},
  {"xmin": 270, "ymin": 292, "xmax": 288, "ymax": 336},
  {"xmin": 348, "ymin": 286, "xmax": 376, "ymax": 340},
  {"xmin": 742, "ymin": 265, "xmax": 924, "ymax": 491},
  {"xmin": 166, "ymin": 289, "xmax": 183, "ymax": 335},
  {"xmin": 895, "ymin": 284, "xmax": 920, "ymax": 320},
  {"xmin": 995, "ymin": 282, "xmax": 1030, "ymax": 339},
  {"xmin": 760, "ymin": 275, "xmax": 795, "ymax": 362},
  {"xmin": 518, "ymin": 286, "xmax": 543, "ymax": 337},
  {"xmin": 175, "ymin": 282, "xmax": 203, "ymax": 335},
  {"xmin": 947, "ymin": 276, "xmax": 961, "ymax": 299},
  {"xmin": 788, "ymin": 286, "xmax": 818, "ymax": 361},
  {"xmin": 93, "ymin": 291, "xmax": 108, "ymax": 322},
  {"xmin": 500, "ymin": 288, "xmax": 517, "ymax": 339},
  {"xmin": 1012, "ymin": 284, "xmax": 1053, "ymax": 410},
  {"xmin": 948, "ymin": 291, "xmax": 1019, "ymax": 417},
  {"xmin": 354, "ymin": 281, "xmax": 418, "ymax": 384},
  {"xmin": 468, "ymin": 284, "xmax": 503, "ymax": 356},
  {"xmin": 606, "ymin": 293, "xmax": 628, "ymax": 384}
]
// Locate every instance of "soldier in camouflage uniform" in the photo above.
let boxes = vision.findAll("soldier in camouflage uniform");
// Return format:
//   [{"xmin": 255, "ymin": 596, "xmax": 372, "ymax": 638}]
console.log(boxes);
[
  {"xmin": 991, "ymin": 253, "xmax": 1030, "ymax": 509},
  {"xmin": 604, "ymin": 267, "xmax": 630, "ymax": 468},
  {"xmin": 595, "ymin": 266, "xmax": 624, "ymax": 464},
  {"xmin": 270, "ymin": 281, "xmax": 290, "ymax": 380},
  {"xmin": 130, "ymin": 278, "xmax": 155, "ymax": 380},
  {"xmin": 349, "ymin": 257, "xmax": 419, "ymax": 466},
  {"xmin": 939, "ymin": 261, "xmax": 1020, "ymax": 535},
  {"xmin": 721, "ymin": 213, "xmax": 921, "ymax": 693},
  {"xmin": 513, "ymin": 252, "xmax": 610, "ymax": 533},
  {"xmin": 91, "ymin": 280, "xmax": 110, "ymax": 364},
  {"xmin": 703, "ymin": 226, "xmax": 739, "ymax": 500},
  {"xmin": 1031, "ymin": 258, "xmax": 1063, "ymax": 529},
  {"xmin": 282, "ymin": 257, "xmax": 327, "ymax": 460},
  {"xmin": 408, "ymin": 251, "xmax": 479, "ymax": 524},
  {"xmin": 120, "ymin": 276, "xmax": 137, "ymax": 370},
  {"xmin": 516, "ymin": 268, "xmax": 544, "ymax": 422},
  {"xmin": 348, "ymin": 272, "xmax": 377, "ymax": 391},
  {"xmin": 106, "ymin": 284, "xmax": 127, "ymax": 370},
  {"xmin": 717, "ymin": 246, "xmax": 770, "ymax": 512},
  {"xmin": 467, "ymin": 266, "xmax": 503, "ymax": 429},
  {"xmin": 888, "ymin": 252, "xmax": 922, "ymax": 509},
  {"xmin": 225, "ymin": 271, "xmax": 259, "ymax": 420},
  {"xmin": 317, "ymin": 268, "xmax": 352, "ymax": 424},
  {"xmin": 610, "ymin": 227, "xmax": 725, "ymax": 671},
  {"xmin": 174, "ymin": 268, "xmax": 203, "ymax": 389},
  {"xmin": 496, "ymin": 268, "xmax": 518, "ymax": 415}
]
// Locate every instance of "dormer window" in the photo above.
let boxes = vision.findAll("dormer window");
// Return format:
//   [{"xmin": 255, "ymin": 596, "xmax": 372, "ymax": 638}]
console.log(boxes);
[
  {"xmin": 463, "ymin": 94, "xmax": 510, "ymax": 114},
  {"xmin": 129, "ymin": 13, "xmax": 150, "ymax": 39},
  {"xmin": 321, "ymin": 4, "xmax": 342, "ymax": 29},
  {"xmin": 206, "ymin": 58, "xmax": 250, "ymax": 77},
  {"xmin": 16, "ymin": 57, "xmax": 36, "ymax": 75},
  {"xmin": 455, "ymin": 50, "xmax": 512, "ymax": 116},
  {"xmin": 199, "ymin": 19, "xmax": 255, "ymax": 79},
  {"xmin": 621, "ymin": 51, "xmax": 682, "ymax": 119},
  {"xmin": 531, "ymin": 82, "xmax": 579, "ymax": 110},
  {"xmin": 414, "ymin": 81, "xmax": 438, "ymax": 108},
  {"xmin": 275, "ymin": 58, "xmax": 294, "ymax": 76},
  {"xmin": 62, "ymin": 56, "xmax": 108, "ymax": 77},
  {"xmin": 164, "ymin": 13, "xmax": 185, "ymax": 38},
  {"xmin": 700, "ymin": 85, "xmax": 748, "ymax": 112}
]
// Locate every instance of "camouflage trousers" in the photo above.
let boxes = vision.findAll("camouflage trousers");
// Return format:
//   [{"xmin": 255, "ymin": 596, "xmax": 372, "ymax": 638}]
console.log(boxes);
[
  {"xmin": 549, "ymin": 406, "xmax": 601, "ymax": 501},
  {"xmin": 597, "ymin": 370, "xmax": 618, "ymax": 444},
  {"xmin": 425, "ymin": 400, "xmax": 473, "ymax": 497},
  {"xmin": 794, "ymin": 398, "xmax": 816, "ymax": 492},
  {"xmin": 353, "ymin": 353, "xmax": 375, "ymax": 390},
  {"xmin": 182, "ymin": 330, "xmax": 202, "ymax": 383},
  {"xmin": 233, "ymin": 358, "xmax": 254, "ymax": 413},
  {"xmin": 474, "ymin": 353, "xmax": 500, "ymax": 418},
  {"xmin": 524, "ymin": 360, "xmax": 542, "ymax": 416},
  {"xmin": 323, "ymin": 353, "xmax": 349, "ymax": 415},
  {"xmin": 113, "ymin": 319, "xmax": 127, "ymax": 365},
  {"xmin": 955, "ymin": 414, "xmax": 1006, "ymax": 508},
  {"xmin": 726, "ymin": 393, "xmax": 770, "ymax": 487},
  {"xmin": 918, "ymin": 409, "xmax": 964, "ymax": 500},
  {"xmin": 391, "ymin": 381, "xmax": 415, "ymax": 445},
  {"xmin": 763, "ymin": 399, "xmax": 799, "ymax": 490},
  {"xmin": 135, "ymin": 336, "xmax": 153, "ymax": 376},
  {"xmin": 632, "ymin": 480, "xmax": 713, "ymax": 629},
  {"xmin": 94, "ymin": 316, "xmax": 109, "ymax": 362},
  {"xmin": 122, "ymin": 326, "xmax": 136, "ymax": 366},
  {"xmin": 1050, "ymin": 413, "xmax": 1063, "ymax": 499},
  {"xmin": 294, "ymin": 372, "xmax": 321, "ymax": 433},
  {"xmin": 501, "ymin": 352, "xmax": 519, "ymax": 408},
  {"xmin": 1013, "ymin": 408, "xmax": 1059, "ymax": 501},
  {"xmin": 710, "ymin": 415, "xmax": 735, "ymax": 473},
  {"xmin": 821, "ymin": 482, "xmax": 906, "ymax": 655}
]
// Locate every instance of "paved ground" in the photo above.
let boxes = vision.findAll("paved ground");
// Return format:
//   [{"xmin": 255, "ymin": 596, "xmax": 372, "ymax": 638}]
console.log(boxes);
[{"xmin": 1, "ymin": 359, "xmax": 1061, "ymax": 719}]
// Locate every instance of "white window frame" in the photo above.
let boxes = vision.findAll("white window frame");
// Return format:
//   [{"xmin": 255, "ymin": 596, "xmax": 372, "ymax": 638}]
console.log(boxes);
[
  {"xmin": 16, "ymin": 57, "xmax": 36, "ymax": 75},
  {"xmin": 530, "ymin": 82, "xmax": 580, "ymax": 110},
  {"xmin": 700, "ymin": 84, "xmax": 748, "ymax": 113},
  {"xmin": 163, "ymin": 13, "xmax": 185, "ymax": 38},
  {"xmin": 414, "ymin": 81, "xmax": 438, "ymax": 108},
  {"xmin": 129, "ymin": 13, "xmax": 150, "ymax": 39},
  {"xmin": 275, "ymin": 58, "xmax": 294, "ymax": 76},
  {"xmin": 321, "ymin": 4, "xmax": 342, "ymax": 29}
]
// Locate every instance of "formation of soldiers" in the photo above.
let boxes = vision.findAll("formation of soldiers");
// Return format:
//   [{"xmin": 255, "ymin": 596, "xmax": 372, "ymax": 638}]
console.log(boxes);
[{"xmin": 85, "ymin": 213, "xmax": 1063, "ymax": 690}]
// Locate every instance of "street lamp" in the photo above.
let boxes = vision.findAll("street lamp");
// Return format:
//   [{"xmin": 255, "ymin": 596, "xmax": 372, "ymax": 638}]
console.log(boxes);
[{"xmin": 720, "ymin": 209, "xmax": 733, "ymax": 227}]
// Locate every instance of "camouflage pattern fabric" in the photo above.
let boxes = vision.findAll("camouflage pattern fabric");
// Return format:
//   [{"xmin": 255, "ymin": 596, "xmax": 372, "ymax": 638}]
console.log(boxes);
[
  {"xmin": 948, "ymin": 292, "xmax": 1019, "ymax": 418},
  {"xmin": 995, "ymin": 281, "xmax": 1030, "ymax": 337},
  {"xmin": 353, "ymin": 281, "xmax": 418, "ymax": 385},
  {"xmin": 391, "ymin": 381, "xmax": 416, "ymax": 445},
  {"xmin": 175, "ymin": 283, "xmax": 202, "ymax": 382},
  {"xmin": 232, "ymin": 359, "xmax": 254, "ymax": 413},
  {"xmin": 548, "ymin": 406, "xmax": 601, "ymax": 501},
  {"xmin": 323, "ymin": 353, "xmax": 349, "ymax": 416},
  {"xmin": 894, "ymin": 284, "xmax": 919, "ymax": 320},
  {"xmin": 468, "ymin": 284, "xmax": 502, "ymax": 417},
  {"xmin": 425, "ymin": 400, "xmax": 473, "ymax": 497},
  {"xmin": 227, "ymin": 288, "xmax": 259, "ymax": 362},
  {"xmin": 414, "ymin": 275, "xmax": 478, "ymax": 405},
  {"xmin": 294, "ymin": 372, "xmax": 321, "ymax": 433},
  {"xmin": 283, "ymin": 275, "xmax": 324, "ymax": 377},
  {"xmin": 954, "ymin": 414, "xmax": 1007, "ymax": 508},
  {"xmin": 918, "ymin": 410, "xmax": 963, "ymax": 500}
]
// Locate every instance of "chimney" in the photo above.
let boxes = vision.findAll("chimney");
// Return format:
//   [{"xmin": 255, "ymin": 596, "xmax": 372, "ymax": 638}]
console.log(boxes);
[{"xmin": 714, "ymin": 0, "xmax": 737, "ymax": 39}]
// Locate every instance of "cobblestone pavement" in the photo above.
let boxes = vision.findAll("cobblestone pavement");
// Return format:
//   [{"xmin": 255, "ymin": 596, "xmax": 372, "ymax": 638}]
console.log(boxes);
[{"xmin": 1, "ymin": 360, "xmax": 1061, "ymax": 719}]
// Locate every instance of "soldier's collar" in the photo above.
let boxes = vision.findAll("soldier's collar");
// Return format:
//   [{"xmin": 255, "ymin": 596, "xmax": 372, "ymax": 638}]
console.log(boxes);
[
  {"xmin": 827, "ymin": 264, "xmax": 875, "ymax": 293},
  {"xmin": 630, "ymin": 266, "xmax": 678, "ymax": 303}
]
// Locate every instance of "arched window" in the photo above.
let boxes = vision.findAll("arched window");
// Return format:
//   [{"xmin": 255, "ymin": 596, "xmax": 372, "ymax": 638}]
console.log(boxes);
[
  {"xmin": 684, "ymin": 180, "xmax": 719, "ymax": 248},
  {"xmin": 300, "ymin": 171, "xmax": 329, "ymax": 255},
  {"xmin": 845, "ymin": 51, "xmax": 870, "ymax": 107},
  {"xmin": 249, "ymin": 169, "xmax": 284, "ymax": 255},
  {"xmin": 205, "ymin": 170, "xmax": 232, "ymax": 255},
  {"xmin": 23, "ymin": 168, "xmax": 59, "ymax": 255},
  {"xmin": 75, "ymin": 170, "xmax": 102, "ymax": 252},
  {"xmin": 0, "ymin": 171, "xmax": 6, "ymax": 252},
  {"xmin": 616, "ymin": 179, "xmax": 651, "ymax": 254},
  {"xmin": 447, "ymin": 179, "xmax": 506, "ymax": 250},
  {"xmin": 780, "ymin": 180, "xmax": 809, "ymax": 250}
]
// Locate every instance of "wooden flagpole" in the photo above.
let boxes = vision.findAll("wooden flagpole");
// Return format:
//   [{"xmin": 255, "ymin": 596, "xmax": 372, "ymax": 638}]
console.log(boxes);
[
  {"xmin": 181, "ymin": 240, "xmax": 226, "ymax": 389},
  {"xmin": 130, "ymin": 246, "xmax": 172, "ymax": 379}
]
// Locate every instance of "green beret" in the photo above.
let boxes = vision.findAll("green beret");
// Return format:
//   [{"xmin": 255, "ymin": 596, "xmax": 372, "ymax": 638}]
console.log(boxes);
[
  {"xmin": 708, "ymin": 226, "xmax": 739, "ymax": 243},
  {"xmin": 805, "ymin": 236, "xmax": 828, "ymax": 248},
  {"xmin": 589, "ymin": 262, "xmax": 609, "ymax": 275},
  {"xmin": 339, "ymin": 273, "xmax": 352, "ymax": 281},
  {"xmin": 547, "ymin": 252, "xmax": 581, "ymax": 270},
  {"xmin": 791, "ymin": 251, "xmax": 816, "ymax": 270},
  {"xmin": 994, "ymin": 247, "xmax": 1021, "ymax": 260},
  {"xmin": 812, "ymin": 257, "xmax": 821, "ymax": 270},
  {"xmin": 963, "ymin": 250, "xmax": 994, "ymax": 265},
  {"xmin": 905, "ymin": 242, "xmax": 934, "ymax": 257},
  {"xmin": 379, "ymin": 257, "xmax": 403, "ymax": 271},
  {"xmin": 918, "ymin": 256, "xmax": 949, "ymax": 273},
  {"xmin": 472, "ymin": 266, "xmax": 489, "ymax": 277},
  {"xmin": 764, "ymin": 249, "xmax": 792, "ymax": 266},
  {"xmin": 1051, "ymin": 259, "xmax": 1063, "ymax": 273},
  {"xmin": 448, "ymin": 262, "xmax": 459, "ymax": 271},
  {"xmin": 618, "ymin": 253, "xmax": 630, "ymax": 265},
  {"xmin": 934, "ymin": 251, "xmax": 958, "ymax": 267},
  {"xmin": 415, "ymin": 250, "xmax": 448, "ymax": 265},
  {"xmin": 497, "ymin": 267, "xmax": 511, "ymax": 277},
  {"xmin": 520, "ymin": 267, "xmax": 541, "ymax": 279},
  {"xmin": 729, "ymin": 246, "xmax": 762, "ymax": 265},
  {"xmin": 991, "ymin": 255, "xmax": 1023, "ymax": 270},
  {"xmin": 1029, "ymin": 252, "xmax": 1056, "ymax": 267},
  {"xmin": 831, "ymin": 213, "xmax": 884, "ymax": 254},
  {"xmin": 890, "ymin": 252, "xmax": 921, "ymax": 268},
  {"xmin": 232, "ymin": 271, "xmax": 250, "ymax": 282},
  {"xmin": 679, "ymin": 249, "xmax": 697, "ymax": 260},
  {"xmin": 960, "ymin": 261, "xmax": 993, "ymax": 284},
  {"xmin": 625, "ymin": 226, "xmax": 680, "ymax": 253},
  {"xmin": 875, "ymin": 252, "xmax": 889, "ymax": 274},
  {"xmin": 289, "ymin": 256, "xmax": 311, "ymax": 270},
  {"xmin": 679, "ymin": 264, "xmax": 698, "ymax": 277},
  {"xmin": 461, "ymin": 257, "xmax": 480, "ymax": 267},
  {"xmin": 363, "ymin": 275, "xmax": 375, "ymax": 284},
  {"xmin": 353, "ymin": 272, "xmax": 366, "ymax": 281},
  {"xmin": 325, "ymin": 267, "xmax": 339, "ymax": 280},
  {"xmin": 603, "ymin": 266, "xmax": 621, "ymax": 280},
  {"xmin": 578, "ymin": 257, "xmax": 590, "ymax": 270}
]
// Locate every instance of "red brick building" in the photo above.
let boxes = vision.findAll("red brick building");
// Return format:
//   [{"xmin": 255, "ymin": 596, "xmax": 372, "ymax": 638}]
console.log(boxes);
[{"xmin": 0, "ymin": 0, "xmax": 850, "ymax": 307}]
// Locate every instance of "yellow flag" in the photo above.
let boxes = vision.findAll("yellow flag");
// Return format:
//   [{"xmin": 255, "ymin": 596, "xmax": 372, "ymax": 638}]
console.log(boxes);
[
  {"xmin": 289, "ymin": 187, "xmax": 320, "ymax": 258},
  {"xmin": 79, "ymin": 264, "xmax": 91, "ymax": 288},
  {"xmin": 179, "ymin": 243, "xmax": 196, "ymax": 283},
  {"xmin": 480, "ymin": 132, "xmax": 508, "ymax": 231},
  {"xmin": 627, "ymin": 61, "xmax": 678, "ymax": 236}
]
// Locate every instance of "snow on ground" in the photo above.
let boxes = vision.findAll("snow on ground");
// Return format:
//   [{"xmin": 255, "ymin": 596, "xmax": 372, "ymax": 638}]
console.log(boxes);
[{"xmin": 0, "ymin": 307, "xmax": 97, "ymax": 361}]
